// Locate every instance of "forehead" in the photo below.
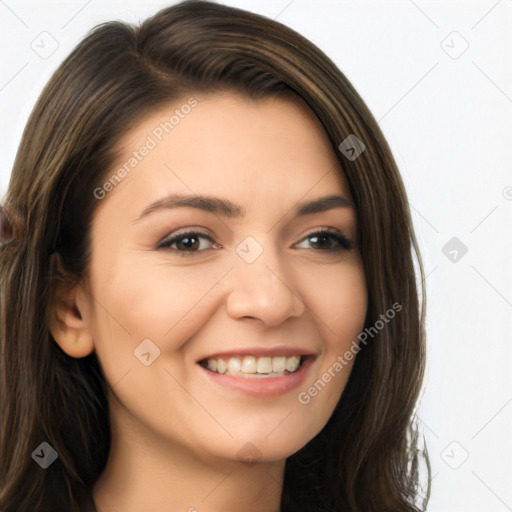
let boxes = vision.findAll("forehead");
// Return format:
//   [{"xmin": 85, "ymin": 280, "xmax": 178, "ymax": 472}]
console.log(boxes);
[{"xmin": 97, "ymin": 92, "xmax": 351, "ymax": 216}]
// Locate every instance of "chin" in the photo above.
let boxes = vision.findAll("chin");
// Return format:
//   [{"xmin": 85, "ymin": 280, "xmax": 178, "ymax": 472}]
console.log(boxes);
[{"xmin": 206, "ymin": 428, "xmax": 318, "ymax": 465}]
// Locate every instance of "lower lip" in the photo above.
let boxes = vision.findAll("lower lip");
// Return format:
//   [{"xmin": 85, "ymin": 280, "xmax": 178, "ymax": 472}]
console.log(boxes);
[{"xmin": 198, "ymin": 357, "xmax": 314, "ymax": 397}]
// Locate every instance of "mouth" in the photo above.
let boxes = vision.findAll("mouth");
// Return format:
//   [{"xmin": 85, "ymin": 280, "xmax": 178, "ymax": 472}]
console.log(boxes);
[
  {"xmin": 197, "ymin": 351, "xmax": 316, "ymax": 397},
  {"xmin": 199, "ymin": 355, "xmax": 309, "ymax": 378}
]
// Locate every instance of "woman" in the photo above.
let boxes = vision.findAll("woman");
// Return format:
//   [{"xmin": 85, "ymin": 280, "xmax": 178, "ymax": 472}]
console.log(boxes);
[{"xmin": 0, "ymin": 1, "xmax": 429, "ymax": 510}]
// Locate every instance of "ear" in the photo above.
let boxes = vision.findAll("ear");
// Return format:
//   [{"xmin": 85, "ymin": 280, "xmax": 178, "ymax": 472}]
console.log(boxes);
[{"xmin": 47, "ymin": 255, "xmax": 94, "ymax": 359}]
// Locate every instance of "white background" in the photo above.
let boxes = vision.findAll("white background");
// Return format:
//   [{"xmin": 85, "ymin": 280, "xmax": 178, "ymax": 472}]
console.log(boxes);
[{"xmin": 1, "ymin": 1, "xmax": 511, "ymax": 510}]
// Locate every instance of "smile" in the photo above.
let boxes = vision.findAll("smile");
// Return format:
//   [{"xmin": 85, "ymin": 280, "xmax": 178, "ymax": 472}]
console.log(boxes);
[
  {"xmin": 201, "ymin": 355, "xmax": 304, "ymax": 378},
  {"xmin": 198, "ymin": 353, "xmax": 315, "ymax": 397}
]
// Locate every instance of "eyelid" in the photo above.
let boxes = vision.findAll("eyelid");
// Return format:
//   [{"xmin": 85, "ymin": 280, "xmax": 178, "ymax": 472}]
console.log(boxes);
[
  {"xmin": 294, "ymin": 226, "xmax": 354, "ymax": 254},
  {"xmin": 157, "ymin": 227, "xmax": 218, "ymax": 250},
  {"xmin": 296, "ymin": 226, "xmax": 352, "ymax": 245}
]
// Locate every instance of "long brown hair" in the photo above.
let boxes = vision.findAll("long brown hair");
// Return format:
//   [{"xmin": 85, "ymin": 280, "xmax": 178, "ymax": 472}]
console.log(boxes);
[{"xmin": 0, "ymin": 1, "xmax": 429, "ymax": 510}]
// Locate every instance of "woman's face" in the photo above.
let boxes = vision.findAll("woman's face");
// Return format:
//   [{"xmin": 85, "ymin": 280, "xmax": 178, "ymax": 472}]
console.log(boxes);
[{"xmin": 79, "ymin": 92, "xmax": 367, "ymax": 465}]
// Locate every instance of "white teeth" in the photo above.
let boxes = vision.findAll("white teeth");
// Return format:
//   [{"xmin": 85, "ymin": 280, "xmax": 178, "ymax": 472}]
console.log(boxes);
[
  {"xmin": 286, "ymin": 356, "xmax": 301, "ymax": 372},
  {"xmin": 241, "ymin": 356, "xmax": 257, "ymax": 373},
  {"xmin": 272, "ymin": 356, "xmax": 286, "ymax": 373},
  {"xmin": 217, "ymin": 359, "xmax": 227, "ymax": 374},
  {"xmin": 257, "ymin": 357, "xmax": 273, "ymax": 373},
  {"xmin": 202, "ymin": 355, "xmax": 304, "ymax": 377},
  {"xmin": 228, "ymin": 357, "xmax": 241, "ymax": 374}
]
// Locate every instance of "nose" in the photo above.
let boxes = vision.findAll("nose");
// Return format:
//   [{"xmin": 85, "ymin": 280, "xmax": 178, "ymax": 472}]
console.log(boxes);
[{"xmin": 225, "ymin": 244, "xmax": 306, "ymax": 326}]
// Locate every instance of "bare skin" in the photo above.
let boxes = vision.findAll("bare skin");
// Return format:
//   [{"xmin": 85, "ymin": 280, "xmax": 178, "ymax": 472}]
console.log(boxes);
[{"xmin": 50, "ymin": 92, "xmax": 367, "ymax": 512}]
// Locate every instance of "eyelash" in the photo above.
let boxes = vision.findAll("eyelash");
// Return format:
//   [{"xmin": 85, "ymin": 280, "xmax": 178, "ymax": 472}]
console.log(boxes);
[{"xmin": 157, "ymin": 228, "xmax": 352, "ymax": 256}]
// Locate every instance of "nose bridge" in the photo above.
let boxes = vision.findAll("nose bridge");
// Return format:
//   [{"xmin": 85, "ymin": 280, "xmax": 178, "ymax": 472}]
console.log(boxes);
[{"xmin": 226, "ymin": 235, "xmax": 305, "ymax": 325}]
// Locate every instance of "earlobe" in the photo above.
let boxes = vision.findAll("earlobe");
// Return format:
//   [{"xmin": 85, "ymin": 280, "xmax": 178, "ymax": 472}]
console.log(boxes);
[{"xmin": 48, "ymin": 282, "xmax": 95, "ymax": 359}]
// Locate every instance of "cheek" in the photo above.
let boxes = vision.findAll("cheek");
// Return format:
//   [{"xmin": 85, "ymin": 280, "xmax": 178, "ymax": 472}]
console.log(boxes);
[
  {"xmin": 84, "ymin": 257, "xmax": 232, "ymax": 442},
  {"xmin": 301, "ymin": 257, "xmax": 367, "ymax": 339},
  {"xmin": 296, "ymin": 259, "xmax": 367, "ymax": 417},
  {"xmin": 331, "ymin": 267, "xmax": 367, "ymax": 342},
  {"xmin": 87, "ymin": 255, "xmax": 231, "ymax": 373}
]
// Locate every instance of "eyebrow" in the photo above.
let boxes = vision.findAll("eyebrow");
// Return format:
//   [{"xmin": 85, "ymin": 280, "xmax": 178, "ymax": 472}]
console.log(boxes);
[{"xmin": 134, "ymin": 193, "xmax": 353, "ymax": 222}]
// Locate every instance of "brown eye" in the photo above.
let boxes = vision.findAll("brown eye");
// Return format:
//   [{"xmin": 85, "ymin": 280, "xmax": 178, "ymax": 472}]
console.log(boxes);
[
  {"xmin": 158, "ymin": 231, "xmax": 219, "ymax": 254},
  {"xmin": 174, "ymin": 235, "xmax": 200, "ymax": 251},
  {"xmin": 295, "ymin": 230, "xmax": 352, "ymax": 252}
]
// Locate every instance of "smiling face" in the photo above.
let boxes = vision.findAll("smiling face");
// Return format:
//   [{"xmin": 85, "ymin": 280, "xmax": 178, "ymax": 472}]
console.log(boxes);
[{"xmin": 63, "ymin": 92, "xmax": 367, "ymax": 466}]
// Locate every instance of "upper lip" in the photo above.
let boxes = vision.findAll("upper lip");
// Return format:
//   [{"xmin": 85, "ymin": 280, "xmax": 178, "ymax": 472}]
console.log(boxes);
[{"xmin": 197, "ymin": 346, "xmax": 317, "ymax": 362}]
